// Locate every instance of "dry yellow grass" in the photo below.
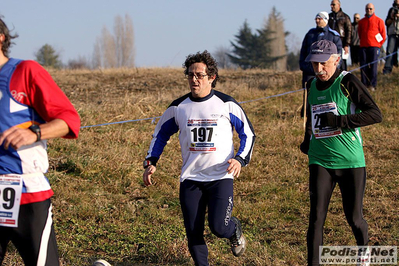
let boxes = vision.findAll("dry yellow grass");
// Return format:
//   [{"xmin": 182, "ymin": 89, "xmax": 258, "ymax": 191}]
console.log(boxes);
[{"xmin": 2, "ymin": 66, "xmax": 398, "ymax": 266}]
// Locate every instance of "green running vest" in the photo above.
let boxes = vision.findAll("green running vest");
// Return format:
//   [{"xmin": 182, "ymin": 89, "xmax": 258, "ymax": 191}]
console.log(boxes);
[{"xmin": 308, "ymin": 72, "xmax": 365, "ymax": 169}]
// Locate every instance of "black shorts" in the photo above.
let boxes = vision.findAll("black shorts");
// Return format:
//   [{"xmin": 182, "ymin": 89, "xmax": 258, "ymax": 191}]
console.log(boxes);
[{"xmin": 0, "ymin": 198, "xmax": 59, "ymax": 266}]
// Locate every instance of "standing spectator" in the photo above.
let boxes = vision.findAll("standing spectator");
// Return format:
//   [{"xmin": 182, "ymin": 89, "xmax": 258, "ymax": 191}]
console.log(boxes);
[
  {"xmin": 351, "ymin": 13, "xmax": 361, "ymax": 65},
  {"xmin": 300, "ymin": 39, "xmax": 382, "ymax": 266},
  {"xmin": 142, "ymin": 51, "xmax": 255, "ymax": 266},
  {"xmin": 300, "ymin": 11, "xmax": 342, "ymax": 88},
  {"xmin": 329, "ymin": 0, "xmax": 352, "ymax": 70},
  {"xmin": 383, "ymin": 0, "xmax": 399, "ymax": 74},
  {"xmin": 0, "ymin": 17, "xmax": 80, "ymax": 265},
  {"xmin": 358, "ymin": 3, "xmax": 386, "ymax": 91}
]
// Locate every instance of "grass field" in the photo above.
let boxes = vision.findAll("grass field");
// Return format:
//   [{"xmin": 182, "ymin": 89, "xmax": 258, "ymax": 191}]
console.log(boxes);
[{"xmin": 3, "ymin": 66, "xmax": 398, "ymax": 266}]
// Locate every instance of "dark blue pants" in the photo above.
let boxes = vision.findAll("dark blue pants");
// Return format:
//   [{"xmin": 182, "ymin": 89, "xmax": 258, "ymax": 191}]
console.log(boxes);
[
  {"xmin": 350, "ymin": 45, "xmax": 360, "ymax": 65},
  {"xmin": 180, "ymin": 179, "xmax": 236, "ymax": 266},
  {"xmin": 359, "ymin": 47, "xmax": 380, "ymax": 88},
  {"xmin": 307, "ymin": 165, "xmax": 368, "ymax": 266},
  {"xmin": 383, "ymin": 34, "xmax": 399, "ymax": 74}
]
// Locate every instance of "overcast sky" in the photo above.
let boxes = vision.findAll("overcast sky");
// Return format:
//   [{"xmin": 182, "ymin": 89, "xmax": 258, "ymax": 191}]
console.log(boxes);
[{"xmin": 1, "ymin": 0, "xmax": 393, "ymax": 67}]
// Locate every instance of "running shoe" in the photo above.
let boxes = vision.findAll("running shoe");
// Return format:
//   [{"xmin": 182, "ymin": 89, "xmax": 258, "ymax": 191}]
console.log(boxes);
[
  {"xmin": 229, "ymin": 216, "xmax": 246, "ymax": 257},
  {"xmin": 92, "ymin": 259, "xmax": 111, "ymax": 266}
]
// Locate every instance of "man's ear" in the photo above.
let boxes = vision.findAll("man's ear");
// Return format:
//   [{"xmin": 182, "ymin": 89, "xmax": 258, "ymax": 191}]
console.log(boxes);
[{"xmin": 335, "ymin": 57, "xmax": 341, "ymax": 66}]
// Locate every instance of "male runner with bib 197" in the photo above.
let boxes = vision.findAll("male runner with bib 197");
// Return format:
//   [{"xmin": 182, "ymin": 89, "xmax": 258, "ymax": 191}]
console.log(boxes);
[
  {"xmin": 0, "ymin": 17, "xmax": 80, "ymax": 266},
  {"xmin": 142, "ymin": 51, "xmax": 255, "ymax": 266},
  {"xmin": 300, "ymin": 40, "xmax": 382, "ymax": 266}
]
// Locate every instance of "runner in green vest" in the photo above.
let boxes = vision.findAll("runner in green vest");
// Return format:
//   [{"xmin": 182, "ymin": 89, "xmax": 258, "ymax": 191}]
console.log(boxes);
[{"xmin": 299, "ymin": 40, "xmax": 382, "ymax": 266}]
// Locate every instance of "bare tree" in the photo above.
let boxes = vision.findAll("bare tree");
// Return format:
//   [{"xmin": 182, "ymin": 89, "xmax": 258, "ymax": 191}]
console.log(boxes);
[
  {"xmin": 114, "ymin": 15, "xmax": 123, "ymax": 67},
  {"xmin": 214, "ymin": 46, "xmax": 235, "ymax": 69},
  {"xmin": 92, "ymin": 37, "xmax": 102, "ymax": 69},
  {"xmin": 114, "ymin": 14, "xmax": 135, "ymax": 67},
  {"xmin": 93, "ymin": 14, "xmax": 135, "ymax": 68},
  {"xmin": 102, "ymin": 26, "xmax": 117, "ymax": 68},
  {"xmin": 286, "ymin": 32, "xmax": 301, "ymax": 54},
  {"xmin": 68, "ymin": 55, "xmax": 90, "ymax": 69},
  {"xmin": 265, "ymin": 7, "xmax": 287, "ymax": 71}
]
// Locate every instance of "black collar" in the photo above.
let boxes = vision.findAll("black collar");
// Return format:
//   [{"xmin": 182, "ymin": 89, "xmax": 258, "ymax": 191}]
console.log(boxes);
[{"xmin": 189, "ymin": 89, "xmax": 214, "ymax": 102}]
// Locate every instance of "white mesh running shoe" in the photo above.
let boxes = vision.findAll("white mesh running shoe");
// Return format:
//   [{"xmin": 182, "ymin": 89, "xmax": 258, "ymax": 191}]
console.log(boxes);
[{"xmin": 92, "ymin": 259, "xmax": 111, "ymax": 266}]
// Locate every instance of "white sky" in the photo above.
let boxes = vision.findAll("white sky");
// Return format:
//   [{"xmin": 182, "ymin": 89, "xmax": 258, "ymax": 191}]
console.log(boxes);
[{"xmin": 1, "ymin": 0, "xmax": 393, "ymax": 67}]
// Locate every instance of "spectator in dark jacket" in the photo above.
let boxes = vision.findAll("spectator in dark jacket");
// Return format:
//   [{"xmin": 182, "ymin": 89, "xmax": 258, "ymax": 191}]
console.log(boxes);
[
  {"xmin": 351, "ymin": 13, "xmax": 361, "ymax": 65},
  {"xmin": 383, "ymin": 0, "xmax": 399, "ymax": 74},
  {"xmin": 300, "ymin": 11, "xmax": 342, "ymax": 88},
  {"xmin": 329, "ymin": 0, "xmax": 352, "ymax": 70}
]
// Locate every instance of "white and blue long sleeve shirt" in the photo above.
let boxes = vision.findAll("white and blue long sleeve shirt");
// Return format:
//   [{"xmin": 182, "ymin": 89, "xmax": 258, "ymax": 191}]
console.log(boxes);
[{"xmin": 145, "ymin": 90, "xmax": 255, "ymax": 182}]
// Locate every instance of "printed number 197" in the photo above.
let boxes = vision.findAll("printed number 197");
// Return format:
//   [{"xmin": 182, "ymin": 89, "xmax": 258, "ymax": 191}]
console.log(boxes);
[{"xmin": 191, "ymin": 127, "xmax": 213, "ymax": 142}]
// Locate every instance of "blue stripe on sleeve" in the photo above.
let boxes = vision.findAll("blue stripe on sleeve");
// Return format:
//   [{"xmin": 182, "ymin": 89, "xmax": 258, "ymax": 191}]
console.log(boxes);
[
  {"xmin": 150, "ymin": 117, "xmax": 179, "ymax": 158},
  {"xmin": 230, "ymin": 113, "xmax": 247, "ymax": 155}
]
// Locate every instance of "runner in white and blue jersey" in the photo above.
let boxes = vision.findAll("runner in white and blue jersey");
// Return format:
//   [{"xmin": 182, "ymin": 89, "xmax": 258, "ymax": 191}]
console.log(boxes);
[{"xmin": 142, "ymin": 51, "xmax": 255, "ymax": 266}]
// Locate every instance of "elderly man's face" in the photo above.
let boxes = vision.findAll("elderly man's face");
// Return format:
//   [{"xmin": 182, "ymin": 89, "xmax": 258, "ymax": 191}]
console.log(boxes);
[
  {"xmin": 311, "ymin": 56, "xmax": 340, "ymax": 82},
  {"xmin": 330, "ymin": 0, "xmax": 340, "ymax": 12}
]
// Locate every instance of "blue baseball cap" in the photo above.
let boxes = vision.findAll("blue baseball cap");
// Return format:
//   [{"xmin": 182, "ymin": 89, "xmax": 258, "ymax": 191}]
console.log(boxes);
[{"xmin": 305, "ymin": 40, "xmax": 338, "ymax": 62}]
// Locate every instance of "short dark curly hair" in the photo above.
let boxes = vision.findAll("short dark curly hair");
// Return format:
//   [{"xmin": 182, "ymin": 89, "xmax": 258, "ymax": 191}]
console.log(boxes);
[
  {"xmin": 183, "ymin": 50, "xmax": 219, "ymax": 88},
  {"xmin": 0, "ymin": 17, "xmax": 18, "ymax": 58}
]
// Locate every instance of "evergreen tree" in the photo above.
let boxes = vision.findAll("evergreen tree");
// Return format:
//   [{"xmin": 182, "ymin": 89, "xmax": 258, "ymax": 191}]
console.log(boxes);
[
  {"xmin": 253, "ymin": 24, "xmax": 275, "ymax": 68},
  {"xmin": 285, "ymin": 31, "xmax": 301, "ymax": 71},
  {"xmin": 228, "ymin": 20, "xmax": 258, "ymax": 69},
  {"xmin": 229, "ymin": 19, "xmax": 279, "ymax": 69},
  {"xmin": 286, "ymin": 51, "xmax": 300, "ymax": 71},
  {"xmin": 229, "ymin": 7, "xmax": 289, "ymax": 70},
  {"xmin": 35, "ymin": 44, "xmax": 62, "ymax": 68}
]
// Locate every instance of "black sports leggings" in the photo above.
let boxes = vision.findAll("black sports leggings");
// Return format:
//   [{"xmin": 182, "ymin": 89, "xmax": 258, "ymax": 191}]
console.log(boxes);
[
  {"xmin": 0, "ymin": 199, "xmax": 59, "ymax": 266},
  {"xmin": 307, "ymin": 164, "xmax": 368, "ymax": 266},
  {"xmin": 179, "ymin": 179, "xmax": 236, "ymax": 266}
]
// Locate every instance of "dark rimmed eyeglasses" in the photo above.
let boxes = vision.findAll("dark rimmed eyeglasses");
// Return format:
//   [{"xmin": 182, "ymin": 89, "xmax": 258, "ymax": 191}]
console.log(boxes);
[
  {"xmin": 366, "ymin": 8, "xmax": 373, "ymax": 10},
  {"xmin": 185, "ymin": 73, "xmax": 208, "ymax": 80}
]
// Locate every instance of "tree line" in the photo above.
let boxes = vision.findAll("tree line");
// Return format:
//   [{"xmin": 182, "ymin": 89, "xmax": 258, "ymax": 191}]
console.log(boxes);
[
  {"xmin": 35, "ymin": 8, "xmax": 300, "ymax": 71},
  {"xmin": 35, "ymin": 14, "xmax": 135, "ymax": 69}
]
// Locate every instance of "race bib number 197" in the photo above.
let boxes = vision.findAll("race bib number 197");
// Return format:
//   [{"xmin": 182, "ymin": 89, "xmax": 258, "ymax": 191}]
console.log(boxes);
[
  {"xmin": 0, "ymin": 175, "xmax": 22, "ymax": 227},
  {"xmin": 188, "ymin": 118, "xmax": 217, "ymax": 152}
]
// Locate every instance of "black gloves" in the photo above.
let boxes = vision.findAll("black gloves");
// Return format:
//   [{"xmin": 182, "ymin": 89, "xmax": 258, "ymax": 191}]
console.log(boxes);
[
  {"xmin": 300, "ymin": 131, "xmax": 311, "ymax": 155},
  {"xmin": 318, "ymin": 112, "xmax": 340, "ymax": 128},
  {"xmin": 300, "ymin": 140, "xmax": 309, "ymax": 155}
]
